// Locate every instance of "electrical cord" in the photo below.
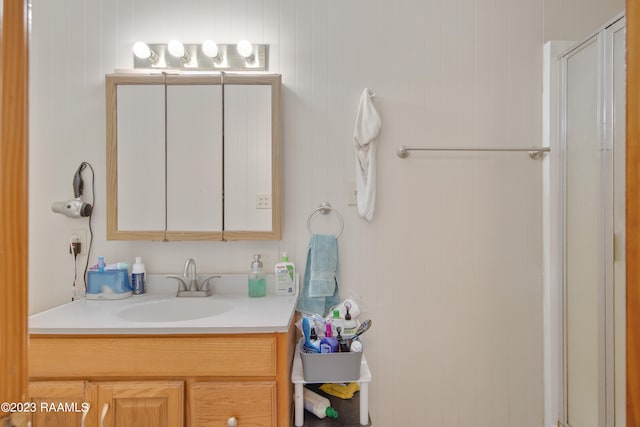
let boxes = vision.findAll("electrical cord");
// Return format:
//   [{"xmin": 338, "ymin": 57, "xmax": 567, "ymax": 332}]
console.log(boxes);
[
  {"xmin": 69, "ymin": 161, "xmax": 95, "ymax": 300},
  {"xmin": 70, "ymin": 235, "xmax": 80, "ymax": 300},
  {"xmin": 81, "ymin": 161, "xmax": 95, "ymax": 292}
]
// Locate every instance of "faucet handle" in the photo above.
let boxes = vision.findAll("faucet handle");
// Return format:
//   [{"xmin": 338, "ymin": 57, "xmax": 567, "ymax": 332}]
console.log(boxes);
[
  {"xmin": 200, "ymin": 275, "xmax": 221, "ymax": 292},
  {"xmin": 166, "ymin": 275, "xmax": 188, "ymax": 291}
]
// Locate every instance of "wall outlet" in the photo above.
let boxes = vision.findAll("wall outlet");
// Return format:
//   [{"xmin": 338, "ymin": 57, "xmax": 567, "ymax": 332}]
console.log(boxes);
[
  {"xmin": 69, "ymin": 228, "xmax": 88, "ymax": 255},
  {"xmin": 256, "ymin": 194, "xmax": 272, "ymax": 209},
  {"xmin": 346, "ymin": 180, "xmax": 357, "ymax": 206}
]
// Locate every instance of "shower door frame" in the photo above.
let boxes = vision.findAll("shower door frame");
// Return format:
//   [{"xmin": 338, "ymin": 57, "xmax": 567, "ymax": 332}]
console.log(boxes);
[{"xmin": 557, "ymin": 14, "xmax": 626, "ymax": 427}]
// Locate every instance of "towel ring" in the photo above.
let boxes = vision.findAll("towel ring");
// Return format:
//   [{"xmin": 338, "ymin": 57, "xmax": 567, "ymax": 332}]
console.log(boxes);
[{"xmin": 307, "ymin": 202, "xmax": 344, "ymax": 239}]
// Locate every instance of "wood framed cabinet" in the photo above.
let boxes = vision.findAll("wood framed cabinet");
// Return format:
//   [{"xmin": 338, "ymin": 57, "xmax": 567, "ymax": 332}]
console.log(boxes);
[
  {"xmin": 29, "ymin": 324, "xmax": 296, "ymax": 427},
  {"xmin": 189, "ymin": 381, "xmax": 276, "ymax": 426},
  {"xmin": 105, "ymin": 73, "xmax": 282, "ymax": 241},
  {"xmin": 29, "ymin": 380, "xmax": 87, "ymax": 427},
  {"xmin": 29, "ymin": 380, "xmax": 183, "ymax": 427},
  {"xmin": 95, "ymin": 381, "xmax": 184, "ymax": 427}
]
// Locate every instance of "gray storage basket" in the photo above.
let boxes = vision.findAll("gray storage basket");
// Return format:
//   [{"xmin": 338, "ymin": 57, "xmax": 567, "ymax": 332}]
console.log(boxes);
[{"xmin": 298, "ymin": 338, "xmax": 363, "ymax": 382}]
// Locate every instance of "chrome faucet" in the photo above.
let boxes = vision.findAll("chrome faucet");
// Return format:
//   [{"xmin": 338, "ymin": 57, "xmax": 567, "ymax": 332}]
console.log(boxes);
[
  {"xmin": 183, "ymin": 258, "xmax": 198, "ymax": 291},
  {"xmin": 166, "ymin": 258, "xmax": 220, "ymax": 297}
]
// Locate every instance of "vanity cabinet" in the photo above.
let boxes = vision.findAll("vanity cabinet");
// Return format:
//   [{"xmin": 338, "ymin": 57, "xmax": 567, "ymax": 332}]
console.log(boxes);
[
  {"xmin": 29, "ymin": 327, "xmax": 296, "ymax": 427},
  {"xmin": 105, "ymin": 73, "xmax": 281, "ymax": 241}
]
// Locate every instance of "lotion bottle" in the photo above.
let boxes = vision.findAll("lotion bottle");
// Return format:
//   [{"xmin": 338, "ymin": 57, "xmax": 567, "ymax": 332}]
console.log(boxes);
[
  {"xmin": 274, "ymin": 252, "xmax": 296, "ymax": 295},
  {"xmin": 303, "ymin": 388, "xmax": 339, "ymax": 420},
  {"xmin": 329, "ymin": 309, "xmax": 345, "ymax": 336}
]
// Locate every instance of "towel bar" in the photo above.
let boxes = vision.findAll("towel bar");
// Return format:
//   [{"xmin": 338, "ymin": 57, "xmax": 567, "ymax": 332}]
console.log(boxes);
[
  {"xmin": 307, "ymin": 202, "xmax": 344, "ymax": 239},
  {"xmin": 396, "ymin": 145, "xmax": 550, "ymax": 160}
]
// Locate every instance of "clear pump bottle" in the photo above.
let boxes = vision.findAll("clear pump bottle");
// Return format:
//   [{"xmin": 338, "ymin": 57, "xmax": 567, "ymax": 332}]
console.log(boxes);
[{"xmin": 248, "ymin": 254, "xmax": 266, "ymax": 298}]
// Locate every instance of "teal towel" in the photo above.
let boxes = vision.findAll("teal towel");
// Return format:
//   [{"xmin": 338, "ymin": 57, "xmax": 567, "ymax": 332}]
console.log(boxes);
[
  {"xmin": 309, "ymin": 234, "xmax": 338, "ymax": 297},
  {"xmin": 296, "ymin": 234, "xmax": 340, "ymax": 317}
]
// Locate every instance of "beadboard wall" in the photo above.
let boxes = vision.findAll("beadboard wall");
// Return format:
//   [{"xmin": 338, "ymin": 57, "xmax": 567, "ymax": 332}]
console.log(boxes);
[{"xmin": 28, "ymin": 0, "xmax": 623, "ymax": 425}]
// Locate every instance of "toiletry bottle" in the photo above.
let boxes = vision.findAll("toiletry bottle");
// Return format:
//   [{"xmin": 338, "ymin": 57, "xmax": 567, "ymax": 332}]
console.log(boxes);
[
  {"xmin": 329, "ymin": 309, "xmax": 345, "ymax": 336},
  {"xmin": 97, "ymin": 256, "xmax": 105, "ymax": 273},
  {"xmin": 349, "ymin": 340, "xmax": 363, "ymax": 352},
  {"xmin": 342, "ymin": 304, "xmax": 359, "ymax": 336},
  {"xmin": 309, "ymin": 327, "xmax": 321, "ymax": 348},
  {"xmin": 131, "ymin": 256, "xmax": 145, "ymax": 295},
  {"xmin": 248, "ymin": 254, "xmax": 266, "ymax": 298},
  {"xmin": 274, "ymin": 252, "xmax": 295, "ymax": 295},
  {"xmin": 303, "ymin": 388, "xmax": 339, "ymax": 420},
  {"xmin": 336, "ymin": 327, "xmax": 350, "ymax": 352},
  {"xmin": 320, "ymin": 321, "xmax": 339, "ymax": 353}
]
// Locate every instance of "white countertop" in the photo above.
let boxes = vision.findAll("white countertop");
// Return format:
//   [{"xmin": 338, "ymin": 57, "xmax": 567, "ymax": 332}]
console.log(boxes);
[{"xmin": 29, "ymin": 274, "xmax": 298, "ymax": 335}]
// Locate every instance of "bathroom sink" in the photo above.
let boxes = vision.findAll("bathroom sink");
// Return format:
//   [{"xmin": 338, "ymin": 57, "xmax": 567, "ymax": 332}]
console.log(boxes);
[{"xmin": 117, "ymin": 298, "xmax": 229, "ymax": 323}]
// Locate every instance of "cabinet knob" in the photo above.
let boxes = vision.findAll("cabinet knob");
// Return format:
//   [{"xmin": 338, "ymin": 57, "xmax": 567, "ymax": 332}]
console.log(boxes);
[{"xmin": 227, "ymin": 416, "xmax": 238, "ymax": 426}]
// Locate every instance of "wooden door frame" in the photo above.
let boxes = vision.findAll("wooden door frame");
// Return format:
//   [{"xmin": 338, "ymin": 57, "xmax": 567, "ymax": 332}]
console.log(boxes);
[
  {"xmin": 0, "ymin": 0, "xmax": 29, "ymax": 425},
  {"xmin": 627, "ymin": 1, "xmax": 640, "ymax": 425}
]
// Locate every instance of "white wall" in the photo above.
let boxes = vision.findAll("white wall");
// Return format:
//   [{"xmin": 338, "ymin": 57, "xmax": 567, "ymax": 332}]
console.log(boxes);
[
  {"xmin": 544, "ymin": 0, "xmax": 624, "ymax": 42},
  {"xmin": 28, "ymin": 0, "xmax": 623, "ymax": 425}
]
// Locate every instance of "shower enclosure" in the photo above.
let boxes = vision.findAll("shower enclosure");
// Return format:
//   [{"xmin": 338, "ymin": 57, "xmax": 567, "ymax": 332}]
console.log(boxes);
[{"xmin": 545, "ymin": 14, "xmax": 626, "ymax": 427}]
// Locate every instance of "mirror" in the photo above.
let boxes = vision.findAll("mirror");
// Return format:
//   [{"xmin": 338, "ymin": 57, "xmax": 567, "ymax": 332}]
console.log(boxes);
[{"xmin": 106, "ymin": 73, "xmax": 281, "ymax": 241}]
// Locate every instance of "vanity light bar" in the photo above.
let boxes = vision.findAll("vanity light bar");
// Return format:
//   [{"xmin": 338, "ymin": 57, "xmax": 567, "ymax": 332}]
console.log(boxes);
[{"xmin": 132, "ymin": 42, "xmax": 268, "ymax": 71}]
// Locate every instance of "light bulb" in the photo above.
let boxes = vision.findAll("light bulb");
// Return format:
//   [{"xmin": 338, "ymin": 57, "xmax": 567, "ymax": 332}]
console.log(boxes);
[
  {"xmin": 202, "ymin": 40, "xmax": 219, "ymax": 58},
  {"xmin": 133, "ymin": 42, "xmax": 151, "ymax": 59},
  {"xmin": 132, "ymin": 42, "xmax": 159, "ymax": 65},
  {"xmin": 167, "ymin": 40, "xmax": 185, "ymax": 58},
  {"xmin": 236, "ymin": 40, "xmax": 253, "ymax": 58}
]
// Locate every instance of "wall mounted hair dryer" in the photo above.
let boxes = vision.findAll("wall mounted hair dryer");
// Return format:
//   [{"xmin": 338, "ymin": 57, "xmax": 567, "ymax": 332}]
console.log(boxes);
[{"xmin": 51, "ymin": 163, "xmax": 93, "ymax": 218}]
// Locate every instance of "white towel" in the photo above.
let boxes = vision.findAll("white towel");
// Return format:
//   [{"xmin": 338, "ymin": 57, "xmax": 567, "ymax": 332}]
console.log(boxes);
[{"xmin": 353, "ymin": 88, "xmax": 381, "ymax": 221}]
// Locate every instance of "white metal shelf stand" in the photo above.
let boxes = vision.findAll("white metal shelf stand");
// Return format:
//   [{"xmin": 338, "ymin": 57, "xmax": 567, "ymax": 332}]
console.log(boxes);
[{"xmin": 291, "ymin": 351, "xmax": 372, "ymax": 426}]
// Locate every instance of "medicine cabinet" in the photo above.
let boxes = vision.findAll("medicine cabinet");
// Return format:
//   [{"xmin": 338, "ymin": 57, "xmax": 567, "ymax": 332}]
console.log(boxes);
[{"xmin": 105, "ymin": 73, "xmax": 281, "ymax": 241}]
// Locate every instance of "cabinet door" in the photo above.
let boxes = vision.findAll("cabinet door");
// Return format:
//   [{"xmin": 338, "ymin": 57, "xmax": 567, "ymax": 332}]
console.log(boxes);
[
  {"xmin": 29, "ymin": 381, "xmax": 89, "ymax": 427},
  {"xmin": 223, "ymin": 84, "xmax": 273, "ymax": 233},
  {"xmin": 96, "ymin": 381, "xmax": 183, "ymax": 427},
  {"xmin": 189, "ymin": 381, "xmax": 276, "ymax": 427},
  {"xmin": 115, "ymin": 84, "xmax": 166, "ymax": 234},
  {"xmin": 166, "ymin": 83, "xmax": 223, "ymax": 234}
]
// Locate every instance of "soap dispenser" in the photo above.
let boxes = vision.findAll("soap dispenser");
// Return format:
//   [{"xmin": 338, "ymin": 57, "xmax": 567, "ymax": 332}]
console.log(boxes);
[{"xmin": 248, "ymin": 254, "xmax": 266, "ymax": 298}]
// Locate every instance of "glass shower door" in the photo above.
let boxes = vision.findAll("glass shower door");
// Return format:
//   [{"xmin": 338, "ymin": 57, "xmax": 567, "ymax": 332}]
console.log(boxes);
[
  {"xmin": 564, "ymin": 34, "xmax": 602, "ymax": 427},
  {"xmin": 561, "ymin": 16, "xmax": 625, "ymax": 427}
]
